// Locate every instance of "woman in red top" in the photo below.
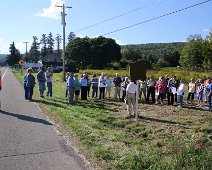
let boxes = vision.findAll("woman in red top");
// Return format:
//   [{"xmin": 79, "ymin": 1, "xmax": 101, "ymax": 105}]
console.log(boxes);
[{"xmin": 155, "ymin": 77, "xmax": 167, "ymax": 104}]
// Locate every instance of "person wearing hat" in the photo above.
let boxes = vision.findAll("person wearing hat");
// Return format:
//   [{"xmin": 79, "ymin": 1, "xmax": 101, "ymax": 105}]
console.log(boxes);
[{"xmin": 45, "ymin": 67, "xmax": 53, "ymax": 97}]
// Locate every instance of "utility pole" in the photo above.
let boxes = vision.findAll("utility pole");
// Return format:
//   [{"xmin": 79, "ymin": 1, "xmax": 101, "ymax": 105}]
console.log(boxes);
[
  {"xmin": 56, "ymin": 4, "xmax": 72, "ymax": 81},
  {"xmin": 23, "ymin": 41, "xmax": 29, "ymax": 56},
  {"xmin": 22, "ymin": 41, "xmax": 29, "ymax": 75}
]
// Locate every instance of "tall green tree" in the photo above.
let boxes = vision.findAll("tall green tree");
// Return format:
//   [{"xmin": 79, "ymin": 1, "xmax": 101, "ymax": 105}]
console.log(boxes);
[
  {"xmin": 180, "ymin": 35, "xmax": 204, "ymax": 69},
  {"xmin": 55, "ymin": 33, "xmax": 62, "ymax": 59},
  {"xmin": 6, "ymin": 42, "xmax": 21, "ymax": 66},
  {"xmin": 67, "ymin": 32, "xmax": 76, "ymax": 42},
  {"xmin": 28, "ymin": 36, "xmax": 40, "ymax": 63},
  {"xmin": 40, "ymin": 34, "xmax": 47, "ymax": 61},
  {"xmin": 47, "ymin": 32, "xmax": 54, "ymax": 54},
  {"xmin": 65, "ymin": 36, "xmax": 121, "ymax": 69},
  {"xmin": 203, "ymin": 31, "xmax": 212, "ymax": 70}
]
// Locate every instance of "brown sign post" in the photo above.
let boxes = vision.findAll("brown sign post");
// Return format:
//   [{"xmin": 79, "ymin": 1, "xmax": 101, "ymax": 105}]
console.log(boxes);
[
  {"xmin": 129, "ymin": 62, "xmax": 147, "ymax": 120},
  {"xmin": 129, "ymin": 61, "xmax": 146, "ymax": 81}
]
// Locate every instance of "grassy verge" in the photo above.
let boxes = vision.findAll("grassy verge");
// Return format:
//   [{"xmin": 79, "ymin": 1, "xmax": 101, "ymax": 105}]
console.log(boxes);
[{"xmin": 14, "ymin": 70, "xmax": 212, "ymax": 170}]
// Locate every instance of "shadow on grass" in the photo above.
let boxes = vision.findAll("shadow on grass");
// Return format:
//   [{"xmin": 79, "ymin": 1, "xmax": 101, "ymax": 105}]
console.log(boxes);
[
  {"xmin": 32, "ymin": 99, "xmax": 67, "ymax": 109},
  {"xmin": 182, "ymin": 105, "xmax": 210, "ymax": 112},
  {"xmin": 128, "ymin": 115, "xmax": 190, "ymax": 129},
  {"xmin": 0, "ymin": 110, "xmax": 52, "ymax": 125},
  {"xmin": 75, "ymin": 100, "xmax": 117, "ymax": 112}
]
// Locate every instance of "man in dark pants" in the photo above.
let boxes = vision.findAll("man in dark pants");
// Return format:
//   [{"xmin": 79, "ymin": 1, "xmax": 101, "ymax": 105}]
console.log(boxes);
[
  {"xmin": 80, "ymin": 74, "xmax": 88, "ymax": 100},
  {"xmin": 167, "ymin": 76, "xmax": 178, "ymax": 105},
  {"xmin": 146, "ymin": 76, "xmax": 156, "ymax": 103},
  {"xmin": 25, "ymin": 68, "xmax": 36, "ymax": 100}
]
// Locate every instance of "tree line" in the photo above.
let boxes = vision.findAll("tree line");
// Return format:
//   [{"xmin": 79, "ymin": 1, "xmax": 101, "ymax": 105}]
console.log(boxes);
[
  {"xmin": 180, "ymin": 31, "xmax": 212, "ymax": 71},
  {"xmin": 6, "ymin": 32, "xmax": 76, "ymax": 65},
  {"xmin": 6, "ymin": 29, "xmax": 212, "ymax": 71}
]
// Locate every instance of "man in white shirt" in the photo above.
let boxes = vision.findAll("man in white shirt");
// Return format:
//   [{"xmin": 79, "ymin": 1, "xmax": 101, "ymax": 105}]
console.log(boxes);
[
  {"xmin": 98, "ymin": 74, "xmax": 106, "ymax": 99},
  {"xmin": 126, "ymin": 78, "xmax": 138, "ymax": 116}
]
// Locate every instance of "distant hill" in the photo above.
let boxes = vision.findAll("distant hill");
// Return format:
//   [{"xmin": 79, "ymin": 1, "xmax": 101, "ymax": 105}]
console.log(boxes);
[
  {"xmin": 0, "ymin": 54, "xmax": 7, "ymax": 65},
  {"xmin": 121, "ymin": 42, "xmax": 186, "ymax": 67},
  {"xmin": 0, "ymin": 54, "xmax": 7, "ymax": 61},
  {"xmin": 121, "ymin": 42, "xmax": 186, "ymax": 58}
]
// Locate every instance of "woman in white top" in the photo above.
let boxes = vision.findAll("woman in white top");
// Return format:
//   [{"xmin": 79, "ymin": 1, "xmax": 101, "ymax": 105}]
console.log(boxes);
[
  {"xmin": 186, "ymin": 78, "xmax": 196, "ymax": 104},
  {"xmin": 177, "ymin": 80, "xmax": 185, "ymax": 108},
  {"xmin": 105, "ymin": 75, "xmax": 112, "ymax": 98},
  {"xmin": 98, "ymin": 74, "xmax": 106, "ymax": 99}
]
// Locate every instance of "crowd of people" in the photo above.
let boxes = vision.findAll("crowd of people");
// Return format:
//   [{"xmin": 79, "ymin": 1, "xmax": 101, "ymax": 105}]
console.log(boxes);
[
  {"xmin": 23, "ymin": 67, "xmax": 212, "ymax": 116},
  {"xmin": 23, "ymin": 67, "xmax": 53, "ymax": 100},
  {"xmin": 142, "ymin": 75, "xmax": 212, "ymax": 110}
]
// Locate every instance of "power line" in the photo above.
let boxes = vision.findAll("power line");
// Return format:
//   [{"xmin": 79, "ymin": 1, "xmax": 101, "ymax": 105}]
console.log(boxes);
[
  {"xmin": 74, "ymin": 0, "xmax": 159, "ymax": 33},
  {"xmin": 103, "ymin": 0, "xmax": 212, "ymax": 36}
]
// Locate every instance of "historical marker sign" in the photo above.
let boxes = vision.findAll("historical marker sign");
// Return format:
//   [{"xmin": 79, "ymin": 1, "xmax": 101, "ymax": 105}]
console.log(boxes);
[{"xmin": 129, "ymin": 61, "xmax": 146, "ymax": 81}]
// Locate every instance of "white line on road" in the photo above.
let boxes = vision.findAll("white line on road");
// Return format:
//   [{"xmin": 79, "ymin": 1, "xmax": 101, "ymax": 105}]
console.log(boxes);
[{"xmin": 1, "ymin": 67, "xmax": 8, "ymax": 80}]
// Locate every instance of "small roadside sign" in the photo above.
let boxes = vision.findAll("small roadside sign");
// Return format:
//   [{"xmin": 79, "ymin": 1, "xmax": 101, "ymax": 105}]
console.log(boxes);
[{"xmin": 18, "ymin": 60, "xmax": 25, "ymax": 66}]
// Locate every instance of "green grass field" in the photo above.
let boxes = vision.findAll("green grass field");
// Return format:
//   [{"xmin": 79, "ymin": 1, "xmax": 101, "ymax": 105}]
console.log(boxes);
[{"xmin": 13, "ymin": 69, "xmax": 212, "ymax": 170}]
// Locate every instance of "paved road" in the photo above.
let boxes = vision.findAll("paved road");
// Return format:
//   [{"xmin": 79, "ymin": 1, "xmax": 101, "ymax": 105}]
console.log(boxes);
[{"xmin": 0, "ymin": 67, "xmax": 88, "ymax": 170}]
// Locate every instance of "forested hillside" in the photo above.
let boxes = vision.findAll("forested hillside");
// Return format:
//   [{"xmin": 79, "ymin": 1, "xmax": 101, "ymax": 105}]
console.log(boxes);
[{"xmin": 121, "ymin": 42, "xmax": 186, "ymax": 69}]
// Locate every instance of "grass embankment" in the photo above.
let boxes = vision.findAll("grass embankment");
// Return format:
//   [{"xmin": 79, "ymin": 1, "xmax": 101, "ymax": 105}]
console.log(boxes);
[{"xmin": 14, "ymin": 70, "xmax": 212, "ymax": 170}]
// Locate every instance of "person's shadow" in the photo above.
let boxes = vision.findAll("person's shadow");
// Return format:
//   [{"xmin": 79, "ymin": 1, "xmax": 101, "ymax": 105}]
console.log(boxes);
[{"xmin": 0, "ymin": 110, "xmax": 52, "ymax": 125}]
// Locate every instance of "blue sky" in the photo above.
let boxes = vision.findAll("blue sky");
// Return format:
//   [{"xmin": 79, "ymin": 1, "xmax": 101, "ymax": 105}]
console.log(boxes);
[{"xmin": 0, "ymin": 0, "xmax": 211, "ymax": 54}]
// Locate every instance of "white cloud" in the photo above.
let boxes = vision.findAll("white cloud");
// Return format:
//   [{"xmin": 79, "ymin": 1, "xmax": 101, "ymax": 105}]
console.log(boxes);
[
  {"xmin": 203, "ymin": 28, "xmax": 210, "ymax": 32},
  {"xmin": 35, "ymin": 0, "xmax": 65, "ymax": 19},
  {"xmin": 0, "ymin": 38, "xmax": 9, "ymax": 54},
  {"xmin": 115, "ymin": 39, "xmax": 125, "ymax": 45}
]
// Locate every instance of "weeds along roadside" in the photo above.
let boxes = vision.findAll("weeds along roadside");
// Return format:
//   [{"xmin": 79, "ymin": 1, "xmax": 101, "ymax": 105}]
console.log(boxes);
[{"xmin": 13, "ymin": 69, "xmax": 212, "ymax": 170}]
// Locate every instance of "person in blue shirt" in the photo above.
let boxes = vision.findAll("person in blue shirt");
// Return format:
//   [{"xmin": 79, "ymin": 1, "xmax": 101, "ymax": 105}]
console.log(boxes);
[
  {"xmin": 67, "ymin": 72, "xmax": 76, "ymax": 104},
  {"xmin": 37, "ymin": 67, "xmax": 46, "ymax": 98},
  {"xmin": 205, "ymin": 78, "xmax": 212, "ymax": 110},
  {"xmin": 23, "ymin": 71, "xmax": 28, "ymax": 99},
  {"xmin": 25, "ymin": 68, "xmax": 36, "ymax": 100}
]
